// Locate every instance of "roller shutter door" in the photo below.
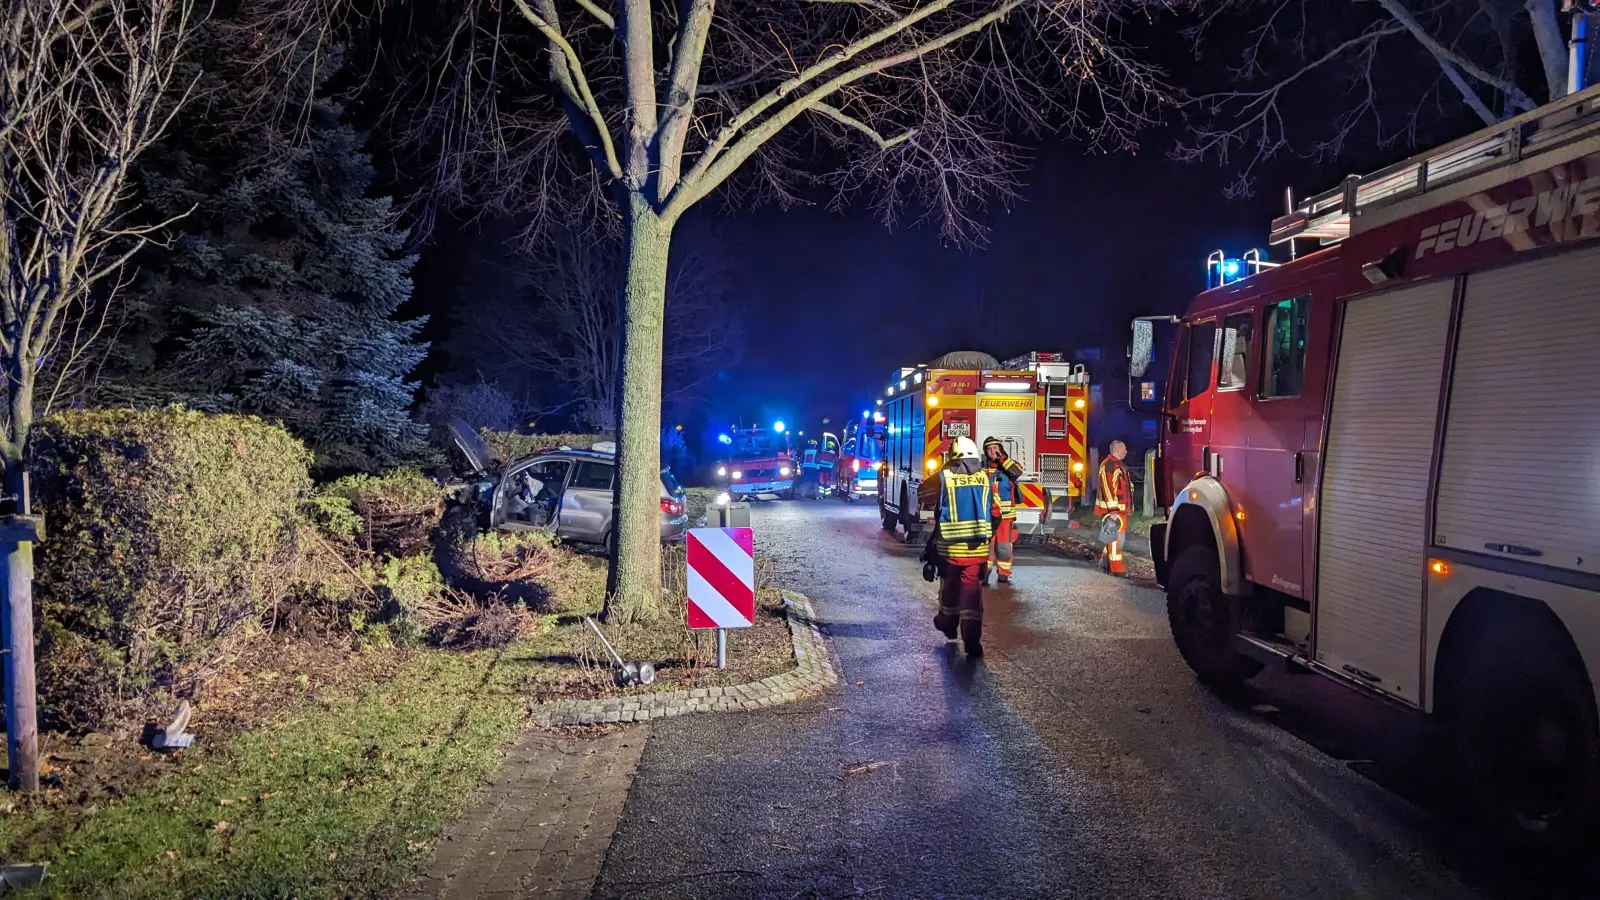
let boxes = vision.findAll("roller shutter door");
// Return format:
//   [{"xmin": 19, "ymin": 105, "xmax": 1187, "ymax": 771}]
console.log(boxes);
[
  {"xmin": 1435, "ymin": 245, "xmax": 1600, "ymax": 576},
  {"xmin": 1315, "ymin": 279, "xmax": 1454, "ymax": 705}
]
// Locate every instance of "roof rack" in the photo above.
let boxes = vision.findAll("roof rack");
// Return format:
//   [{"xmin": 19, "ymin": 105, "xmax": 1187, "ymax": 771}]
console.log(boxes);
[{"xmin": 1270, "ymin": 83, "xmax": 1600, "ymax": 247}]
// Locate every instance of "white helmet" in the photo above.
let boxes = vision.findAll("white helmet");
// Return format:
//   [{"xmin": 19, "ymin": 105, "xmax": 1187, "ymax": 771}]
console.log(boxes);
[{"xmin": 951, "ymin": 436, "xmax": 981, "ymax": 461}]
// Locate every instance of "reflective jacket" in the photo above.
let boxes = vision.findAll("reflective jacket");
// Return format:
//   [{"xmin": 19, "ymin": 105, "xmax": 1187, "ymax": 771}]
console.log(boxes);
[
  {"xmin": 933, "ymin": 463, "xmax": 992, "ymax": 560},
  {"xmin": 982, "ymin": 438, "xmax": 1025, "ymax": 522},
  {"xmin": 1095, "ymin": 455, "xmax": 1133, "ymax": 516}
]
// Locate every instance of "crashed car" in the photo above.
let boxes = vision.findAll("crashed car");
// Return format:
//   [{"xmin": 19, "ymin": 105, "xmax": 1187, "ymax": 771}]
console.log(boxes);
[{"xmin": 445, "ymin": 419, "xmax": 689, "ymax": 550}]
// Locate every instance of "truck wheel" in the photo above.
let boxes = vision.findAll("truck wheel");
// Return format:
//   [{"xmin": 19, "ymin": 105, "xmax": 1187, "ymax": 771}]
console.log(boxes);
[
  {"xmin": 880, "ymin": 503, "xmax": 897, "ymax": 532},
  {"xmin": 1165, "ymin": 545, "xmax": 1261, "ymax": 686},
  {"xmin": 1446, "ymin": 615, "xmax": 1600, "ymax": 854}
]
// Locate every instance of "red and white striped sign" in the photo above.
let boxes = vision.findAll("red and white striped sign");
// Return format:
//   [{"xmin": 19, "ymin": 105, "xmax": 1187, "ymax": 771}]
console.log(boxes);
[{"xmin": 686, "ymin": 527, "xmax": 755, "ymax": 629}]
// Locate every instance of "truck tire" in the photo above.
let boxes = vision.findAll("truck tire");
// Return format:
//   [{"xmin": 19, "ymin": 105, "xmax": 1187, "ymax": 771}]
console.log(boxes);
[
  {"xmin": 881, "ymin": 504, "xmax": 898, "ymax": 532},
  {"xmin": 1446, "ymin": 614, "xmax": 1600, "ymax": 854},
  {"xmin": 1165, "ymin": 545, "xmax": 1262, "ymax": 686}
]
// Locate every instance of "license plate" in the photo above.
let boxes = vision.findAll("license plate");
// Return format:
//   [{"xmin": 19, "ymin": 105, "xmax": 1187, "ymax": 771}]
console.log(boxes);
[{"xmin": 944, "ymin": 422, "xmax": 971, "ymax": 438}]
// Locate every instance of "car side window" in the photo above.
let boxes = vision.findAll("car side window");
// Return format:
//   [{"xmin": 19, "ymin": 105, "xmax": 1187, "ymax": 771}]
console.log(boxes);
[
  {"xmin": 524, "ymin": 459, "xmax": 571, "ymax": 487},
  {"xmin": 571, "ymin": 461, "xmax": 613, "ymax": 490},
  {"xmin": 1262, "ymin": 295, "xmax": 1310, "ymax": 398},
  {"xmin": 1216, "ymin": 311, "xmax": 1253, "ymax": 392}
]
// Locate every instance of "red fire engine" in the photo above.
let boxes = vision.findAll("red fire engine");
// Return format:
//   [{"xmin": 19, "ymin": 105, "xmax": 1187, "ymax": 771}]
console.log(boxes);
[
  {"xmin": 1131, "ymin": 84, "xmax": 1600, "ymax": 851},
  {"xmin": 880, "ymin": 350, "xmax": 1090, "ymax": 543},
  {"xmin": 714, "ymin": 425, "xmax": 795, "ymax": 500}
]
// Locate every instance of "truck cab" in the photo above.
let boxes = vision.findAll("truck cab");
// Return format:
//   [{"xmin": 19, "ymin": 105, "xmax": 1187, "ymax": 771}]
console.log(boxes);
[{"xmin": 714, "ymin": 426, "xmax": 795, "ymax": 500}]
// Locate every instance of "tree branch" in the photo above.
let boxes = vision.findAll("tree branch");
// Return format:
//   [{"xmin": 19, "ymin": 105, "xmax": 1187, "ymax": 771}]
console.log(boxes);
[
  {"xmin": 655, "ymin": 0, "xmax": 715, "ymax": 199},
  {"xmin": 570, "ymin": 0, "xmax": 614, "ymax": 30},
  {"xmin": 671, "ymin": 0, "xmax": 962, "ymax": 203},
  {"xmin": 811, "ymin": 101, "xmax": 916, "ymax": 149},
  {"xmin": 514, "ymin": 0, "xmax": 624, "ymax": 181},
  {"xmin": 669, "ymin": 0, "xmax": 1028, "ymax": 219},
  {"xmin": 1371, "ymin": 0, "xmax": 1536, "ymax": 114}
]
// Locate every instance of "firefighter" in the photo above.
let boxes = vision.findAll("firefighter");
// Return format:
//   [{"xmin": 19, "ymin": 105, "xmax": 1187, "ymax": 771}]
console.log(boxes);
[
  {"xmin": 1095, "ymin": 440, "xmax": 1133, "ymax": 576},
  {"xmin": 918, "ymin": 437, "xmax": 992, "ymax": 656},
  {"xmin": 981, "ymin": 436, "xmax": 1025, "ymax": 585}
]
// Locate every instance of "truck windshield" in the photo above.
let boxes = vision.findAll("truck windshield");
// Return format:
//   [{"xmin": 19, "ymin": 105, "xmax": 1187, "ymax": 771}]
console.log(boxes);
[{"xmin": 732, "ymin": 433, "xmax": 779, "ymax": 456}]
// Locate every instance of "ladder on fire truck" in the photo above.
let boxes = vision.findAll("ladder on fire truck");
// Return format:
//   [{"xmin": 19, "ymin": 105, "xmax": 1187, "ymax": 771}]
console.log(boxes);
[
  {"xmin": 999, "ymin": 351, "xmax": 1090, "ymax": 446},
  {"xmin": 1272, "ymin": 82, "xmax": 1600, "ymax": 247}
]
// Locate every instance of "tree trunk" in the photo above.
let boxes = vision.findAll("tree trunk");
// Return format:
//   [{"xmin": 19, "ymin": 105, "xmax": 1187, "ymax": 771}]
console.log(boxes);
[
  {"xmin": 604, "ymin": 193, "xmax": 672, "ymax": 623},
  {"xmin": 1, "ymin": 361, "xmax": 38, "ymax": 791}
]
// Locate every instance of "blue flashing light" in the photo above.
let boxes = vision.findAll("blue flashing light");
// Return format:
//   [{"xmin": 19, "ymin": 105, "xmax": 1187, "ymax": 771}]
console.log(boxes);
[
  {"xmin": 861, "ymin": 410, "xmax": 869, "ymax": 420},
  {"xmin": 1222, "ymin": 259, "xmax": 1241, "ymax": 278},
  {"xmin": 718, "ymin": 433, "xmax": 732, "ymax": 445},
  {"xmin": 773, "ymin": 420, "xmax": 786, "ymax": 433}
]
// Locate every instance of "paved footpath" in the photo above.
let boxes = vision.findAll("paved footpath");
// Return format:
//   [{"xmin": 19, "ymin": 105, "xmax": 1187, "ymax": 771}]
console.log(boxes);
[{"xmin": 401, "ymin": 726, "xmax": 648, "ymax": 900}]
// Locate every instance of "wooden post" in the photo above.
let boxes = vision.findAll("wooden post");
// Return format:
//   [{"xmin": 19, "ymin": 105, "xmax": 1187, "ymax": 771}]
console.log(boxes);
[
  {"xmin": 0, "ymin": 512, "xmax": 43, "ymax": 792},
  {"xmin": 1143, "ymin": 448, "xmax": 1158, "ymax": 518}
]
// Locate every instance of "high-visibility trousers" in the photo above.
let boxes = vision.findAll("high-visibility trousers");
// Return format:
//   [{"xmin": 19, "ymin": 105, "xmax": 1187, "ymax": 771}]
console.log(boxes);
[
  {"xmin": 934, "ymin": 559, "xmax": 985, "ymax": 648},
  {"xmin": 989, "ymin": 517, "xmax": 1016, "ymax": 580},
  {"xmin": 1098, "ymin": 512, "xmax": 1127, "ymax": 575}
]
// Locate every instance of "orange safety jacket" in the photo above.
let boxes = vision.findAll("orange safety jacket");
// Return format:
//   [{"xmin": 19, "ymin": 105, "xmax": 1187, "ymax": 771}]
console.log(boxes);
[{"xmin": 1095, "ymin": 456, "xmax": 1132, "ymax": 518}]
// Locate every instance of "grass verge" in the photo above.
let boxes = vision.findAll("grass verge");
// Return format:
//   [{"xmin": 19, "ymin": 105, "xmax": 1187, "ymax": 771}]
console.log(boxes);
[{"xmin": 0, "ymin": 647, "xmax": 530, "ymax": 899}]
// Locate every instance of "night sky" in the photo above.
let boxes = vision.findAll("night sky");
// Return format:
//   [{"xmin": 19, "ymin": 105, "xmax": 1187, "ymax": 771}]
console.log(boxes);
[
  {"xmin": 682, "ymin": 134, "xmax": 1293, "ymax": 443},
  {"xmin": 405, "ymin": 5, "xmax": 1478, "ymax": 460}
]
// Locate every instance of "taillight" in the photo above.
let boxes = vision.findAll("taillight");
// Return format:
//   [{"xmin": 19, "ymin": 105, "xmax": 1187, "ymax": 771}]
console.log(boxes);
[
  {"xmin": 852, "ymin": 459, "xmax": 861, "ymax": 471},
  {"xmin": 660, "ymin": 498, "xmax": 682, "ymax": 515}
]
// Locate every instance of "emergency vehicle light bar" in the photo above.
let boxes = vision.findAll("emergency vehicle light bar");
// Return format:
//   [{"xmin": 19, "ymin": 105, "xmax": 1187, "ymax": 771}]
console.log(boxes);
[{"xmin": 1270, "ymin": 82, "xmax": 1600, "ymax": 247}]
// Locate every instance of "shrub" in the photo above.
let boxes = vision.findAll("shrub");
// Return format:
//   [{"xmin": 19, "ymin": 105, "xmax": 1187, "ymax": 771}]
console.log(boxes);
[
  {"xmin": 315, "ymin": 468, "xmax": 445, "ymax": 556},
  {"xmin": 31, "ymin": 407, "xmax": 311, "ymax": 729}
]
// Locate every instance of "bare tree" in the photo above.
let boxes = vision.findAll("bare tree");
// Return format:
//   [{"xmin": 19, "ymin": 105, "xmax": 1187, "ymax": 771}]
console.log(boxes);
[
  {"xmin": 1176, "ymin": 1, "xmax": 1579, "ymax": 195},
  {"xmin": 0, "ymin": 0, "xmax": 194, "ymax": 789},
  {"xmin": 453, "ymin": 228, "xmax": 740, "ymax": 432},
  {"xmin": 385, "ymin": 0, "xmax": 1171, "ymax": 621}
]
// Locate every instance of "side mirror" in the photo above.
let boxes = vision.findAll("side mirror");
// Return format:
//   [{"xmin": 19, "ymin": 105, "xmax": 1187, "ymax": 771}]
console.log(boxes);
[{"xmin": 1129, "ymin": 319, "xmax": 1155, "ymax": 378}]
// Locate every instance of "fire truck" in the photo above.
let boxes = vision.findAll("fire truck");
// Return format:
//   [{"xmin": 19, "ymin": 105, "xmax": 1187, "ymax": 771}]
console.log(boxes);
[
  {"xmin": 1130, "ymin": 83, "xmax": 1600, "ymax": 851},
  {"xmin": 879, "ymin": 350, "xmax": 1090, "ymax": 543},
  {"xmin": 835, "ymin": 412, "xmax": 886, "ymax": 501},
  {"xmin": 713, "ymin": 424, "xmax": 795, "ymax": 500}
]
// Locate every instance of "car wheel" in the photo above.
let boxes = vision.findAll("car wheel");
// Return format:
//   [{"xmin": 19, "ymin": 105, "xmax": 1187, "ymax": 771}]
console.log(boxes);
[
  {"xmin": 1165, "ymin": 545, "xmax": 1262, "ymax": 686},
  {"xmin": 1447, "ymin": 615, "xmax": 1600, "ymax": 854},
  {"xmin": 602, "ymin": 528, "xmax": 615, "ymax": 556}
]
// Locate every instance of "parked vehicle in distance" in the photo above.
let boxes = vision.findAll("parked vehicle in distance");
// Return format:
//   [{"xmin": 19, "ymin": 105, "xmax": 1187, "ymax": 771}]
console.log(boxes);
[
  {"xmin": 445, "ymin": 420, "xmax": 688, "ymax": 550},
  {"xmin": 835, "ymin": 415, "xmax": 885, "ymax": 502},
  {"xmin": 714, "ymin": 424, "xmax": 796, "ymax": 500}
]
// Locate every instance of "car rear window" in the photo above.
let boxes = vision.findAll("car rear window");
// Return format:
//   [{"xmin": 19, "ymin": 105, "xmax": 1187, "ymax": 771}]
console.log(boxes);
[{"xmin": 660, "ymin": 468, "xmax": 683, "ymax": 495}]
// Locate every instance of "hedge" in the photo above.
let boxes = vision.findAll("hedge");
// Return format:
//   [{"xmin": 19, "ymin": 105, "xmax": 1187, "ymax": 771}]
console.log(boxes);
[
  {"xmin": 30, "ymin": 408, "xmax": 311, "ymax": 729},
  {"xmin": 482, "ymin": 431, "xmax": 612, "ymax": 463}
]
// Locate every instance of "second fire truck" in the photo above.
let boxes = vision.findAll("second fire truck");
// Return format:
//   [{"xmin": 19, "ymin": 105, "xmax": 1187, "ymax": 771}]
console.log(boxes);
[
  {"xmin": 1132, "ymin": 83, "xmax": 1600, "ymax": 852},
  {"xmin": 879, "ymin": 350, "xmax": 1090, "ymax": 543}
]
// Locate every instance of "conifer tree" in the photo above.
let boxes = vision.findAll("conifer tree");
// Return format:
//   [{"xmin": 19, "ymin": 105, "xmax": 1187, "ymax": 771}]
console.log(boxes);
[{"xmin": 106, "ymin": 26, "xmax": 427, "ymax": 471}]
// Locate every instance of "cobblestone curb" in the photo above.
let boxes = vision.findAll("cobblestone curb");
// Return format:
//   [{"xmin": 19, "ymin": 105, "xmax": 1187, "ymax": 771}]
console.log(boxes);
[{"xmin": 532, "ymin": 590, "xmax": 838, "ymax": 727}]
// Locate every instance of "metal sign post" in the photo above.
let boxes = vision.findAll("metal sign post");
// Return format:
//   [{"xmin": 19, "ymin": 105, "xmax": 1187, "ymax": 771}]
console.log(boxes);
[{"xmin": 716, "ymin": 629, "xmax": 727, "ymax": 669}]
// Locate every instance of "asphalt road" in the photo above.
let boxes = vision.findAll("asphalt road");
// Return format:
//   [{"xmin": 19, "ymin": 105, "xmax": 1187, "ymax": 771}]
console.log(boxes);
[{"xmin": 591, "ymin": 500, "xmax": 1589, "ymax": 900}]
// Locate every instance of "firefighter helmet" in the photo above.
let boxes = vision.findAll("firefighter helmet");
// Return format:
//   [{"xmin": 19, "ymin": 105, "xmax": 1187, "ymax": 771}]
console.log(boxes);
[{"xmin": 951, "ymin": 436, "xmax": 981, "ymax": 461}]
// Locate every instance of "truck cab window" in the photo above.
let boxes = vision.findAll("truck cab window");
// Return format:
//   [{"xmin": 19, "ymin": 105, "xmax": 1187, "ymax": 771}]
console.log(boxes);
[
  {"xmin": 1185, "ymin": 321, "xmax": 1217, "ymax": 402},
  {"xmin": 1262, "ymin": 295, "xmax": 1310, "ymax": 398},
  {"xmin": 1217, "ymin": 312, "xmax": 1253, "ymax": 392}
]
